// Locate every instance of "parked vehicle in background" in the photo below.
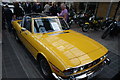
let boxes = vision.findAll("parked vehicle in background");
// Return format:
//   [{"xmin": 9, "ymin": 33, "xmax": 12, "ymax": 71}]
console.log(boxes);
[
  {"xmin": 78, "ymin": 11, "xmax": 91, "ymax": 28},
  {"xmin": 101, "ymin": 1, "xmax": 120, "ymax": 39},
  {"xmin": 68, "ymin": 11, "xmax": 91, "ymax": 28},
  {"xmin": 82, "ymin": 14, "xmax": 103, "ymax": 32},
  {"xmin": 101, "ymin": 20, "xmax": 120, "ymax": 39},
  {"xmin": 68, "ymin": 10, "xmax": 79, "ymax": 27},
  {"xmin": 2, "ymin": 2, "xmax": 24, "ymax": 14},
  {"xmin": 101, "ymin": 17, "xmax": 113, "ymax": 30}
]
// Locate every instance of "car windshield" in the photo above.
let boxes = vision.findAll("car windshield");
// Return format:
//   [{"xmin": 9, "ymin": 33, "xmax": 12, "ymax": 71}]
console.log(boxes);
[{"xmin": 34, "ymin": 17, "xmax": 69, "ymax": 33}]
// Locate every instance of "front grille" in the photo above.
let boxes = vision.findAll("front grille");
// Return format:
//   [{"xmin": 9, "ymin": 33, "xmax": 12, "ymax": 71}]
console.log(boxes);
[
  {"xmin": 84, "ymin": 57, "xmax": 101, "ymax": 70},
  {"xmin": 63, "ymin": 55, "xmax": 107, "ymax": 76},
  {"xmin": 75, "ymin": 55, "xmax": 105, "ymax": 73},
  {"xmin": 74, "ymin": 59, "xmax": 105, "ymax": 78}
]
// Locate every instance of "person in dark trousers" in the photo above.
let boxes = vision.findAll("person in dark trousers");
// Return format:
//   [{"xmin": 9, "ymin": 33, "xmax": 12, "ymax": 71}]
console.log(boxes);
[
  {"xmin": 50, "ymin": 3, "xmax": 58, "ymax": 16},
  {"xmin": 2, "ymin": 6, "xmax": 6, "ymax": 30},
  {"xmin": 13, "ymin": 2, "xmax": 24, "ymax": 19},
  {"xmin": 4, "ymin": 5, "xmax": 13, "ymax": 32}
]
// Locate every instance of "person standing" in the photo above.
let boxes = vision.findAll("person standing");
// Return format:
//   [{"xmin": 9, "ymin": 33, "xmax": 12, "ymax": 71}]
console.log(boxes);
[
  {"xmin": 32, "ymin": 2, "xmax": 42, "ymax": 13},
  {"xmin": 44, "ymin": 3, "xmax": 50, "ymax": 14},
  {"xmin": 22, "ymin": 2, "xmax": 32, "ymax": 14},
  {"xmin": 13, "ymin": 2, "xmax": 24, "ymax": 20},
  {"xmin": 50, "ymin": 3, "xmax": 58, "ymax": 16},
  {"xmin": 4, "ymin": 5, "xmax": 13, "ymax": 32},
  {"xmin": 2, "ymin": 6, "xmax": 6, "ymax": 30},
  {"xmin": 58, "ymin": 3, "xmax": 68, "ymax": 22}
]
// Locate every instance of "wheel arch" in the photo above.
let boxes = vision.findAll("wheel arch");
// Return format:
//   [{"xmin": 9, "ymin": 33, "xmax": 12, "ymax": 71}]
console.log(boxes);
[
  {"xmin": 37, "ymin": 52, "xmax": 48, "ymax": 61},
  {"xmin": 36, "ymin": 52, "xmax": 53, "ymax": 72}
]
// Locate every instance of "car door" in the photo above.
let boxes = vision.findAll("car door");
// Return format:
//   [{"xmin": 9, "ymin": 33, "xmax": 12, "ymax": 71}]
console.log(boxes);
[{"xmin": 20, "ymin": 17, "xmax": 38, "ymax": 57}]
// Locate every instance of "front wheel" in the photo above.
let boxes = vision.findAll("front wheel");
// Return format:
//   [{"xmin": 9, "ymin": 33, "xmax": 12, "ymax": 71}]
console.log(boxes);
[
  {"xmin": 82, "ymin": 24, "xmax": 90, "ymax": 32},
  {"xmin": 101, "ymin": 27, "xmax": 111, "ymax": 39},
  {"xmin": 101, "ymin": 23, "xmax": 115, "ymax": 39},
  {"xmin": 38, "ymin": 57, "xmax": 55, "ymax": 79}
]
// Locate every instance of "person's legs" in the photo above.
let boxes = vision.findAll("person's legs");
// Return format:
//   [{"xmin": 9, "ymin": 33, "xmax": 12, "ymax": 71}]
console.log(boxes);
[
  {"xmin": 6, "ymin": 20, "xmax": 12, "ymax": 32},
  {"xmin": 2, "ymin": 19, "xmax": 6, "ymax": 30}
]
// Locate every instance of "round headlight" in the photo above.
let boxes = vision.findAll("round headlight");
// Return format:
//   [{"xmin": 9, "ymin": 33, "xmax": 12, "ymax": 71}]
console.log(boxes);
[
  {"xmin": 103, "ymin": 55, "xmax": 106, "ymax": 58},
  {"xmin": 73, "ymin": 68, "xmax": 78, "ymax": 73},
  {"xmin": 104, "ymin": 54, "xmax": 108, "ymax": 58},
  {"xmin": 73, "ymin": 66, "xmax": 84, "ymax": 73}
]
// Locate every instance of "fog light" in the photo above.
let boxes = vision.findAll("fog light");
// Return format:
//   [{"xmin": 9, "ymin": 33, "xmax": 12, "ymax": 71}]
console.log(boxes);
[{"xmin": 80, "ymin": 66, "xmax": 84, "ymax": 70}]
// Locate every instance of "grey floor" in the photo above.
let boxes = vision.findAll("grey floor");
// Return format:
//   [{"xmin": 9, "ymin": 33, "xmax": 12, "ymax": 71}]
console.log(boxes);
[{"xmin": 2, "ymin": 30, "xmax": 45, "ymax": 80}]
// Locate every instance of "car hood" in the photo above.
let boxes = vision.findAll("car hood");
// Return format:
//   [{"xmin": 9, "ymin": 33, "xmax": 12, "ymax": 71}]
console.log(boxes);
[{"xmin": 35, "ymin": 30, "xmax": 108, "ymax": 69}]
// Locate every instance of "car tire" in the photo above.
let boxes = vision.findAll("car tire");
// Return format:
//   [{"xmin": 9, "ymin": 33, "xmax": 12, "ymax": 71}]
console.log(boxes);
[
  {"xmin": 101, "ymin": 28, "xmax": 111, "ymax": 39},
  {"xmin": 101, "ymin": 22, "xmax": 115, "ymax": 39},
  {"xmin": 38, "ymin": 57, "xmax": 55, "ymax": 80},
  {"xmin": 82, "ymin": 24, "xmax": 89, "ymax": 32}
]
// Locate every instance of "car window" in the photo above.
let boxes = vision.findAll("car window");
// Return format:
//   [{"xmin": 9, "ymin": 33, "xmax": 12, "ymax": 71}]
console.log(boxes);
[
  {"xmin": 24, "ymin": 18, "xmax": 32, "ymax": 32},
  {"xmin": 18, "ymin": 21, "xmax": 22, "ymax": 26},
  {"xmin": 34, "ymin": 18, "xmax": 69, "ymax": 33}
]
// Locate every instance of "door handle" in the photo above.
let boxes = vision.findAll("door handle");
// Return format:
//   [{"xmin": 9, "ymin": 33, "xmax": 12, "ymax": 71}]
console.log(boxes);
[
  {"xmin": 20, "ymin": 28, "xmax": 27, "ymax": 33},
  {"xmin": 24, "ymin": 32, "xmax": 28, "ymax": 35}
]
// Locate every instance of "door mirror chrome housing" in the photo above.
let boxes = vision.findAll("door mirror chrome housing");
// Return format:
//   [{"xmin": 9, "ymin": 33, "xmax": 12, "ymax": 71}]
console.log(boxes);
[{"xmin": 21, "ymin": 28, "xmax": 27, "ymax": 31}]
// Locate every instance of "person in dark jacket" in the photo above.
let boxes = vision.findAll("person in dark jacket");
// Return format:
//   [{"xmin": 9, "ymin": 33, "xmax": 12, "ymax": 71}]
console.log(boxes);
[
  {"xmin": 2, "ymin": 6, "xmax": 6, "ymax": 30},
  {"xmin": 13, "ymin": 2, "xmax": 24, "ymax": 19},
  {"xmin": 50, "ymin": 3, "xmax": 58, "ymax": 16},
  {"xmin": 4, "ymin": 5, "xmax": 13, "ymax": 32},
  {"xmin": 22, "ymin": 2, "xmax": 31, "ymax": 14},
  {"xmin": 32, "ymin": 2, "xmax": 42, "ymax": 13}
]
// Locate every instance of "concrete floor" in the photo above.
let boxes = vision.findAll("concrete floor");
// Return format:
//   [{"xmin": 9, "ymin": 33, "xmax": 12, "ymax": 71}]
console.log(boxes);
[{"xmin": 2, "ymin": 30, "xmax": 45, "ymax": 79}]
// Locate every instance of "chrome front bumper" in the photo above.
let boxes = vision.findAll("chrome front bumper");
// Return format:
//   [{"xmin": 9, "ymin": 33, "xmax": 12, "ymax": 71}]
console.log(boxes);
[{"xmin": 52, "ymin": 58, "xmax": 110, "ymax": 80}]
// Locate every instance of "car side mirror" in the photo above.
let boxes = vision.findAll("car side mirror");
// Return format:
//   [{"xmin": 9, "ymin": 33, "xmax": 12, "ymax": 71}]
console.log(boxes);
[{"xmin": 21, "ymin": 28, "xmax": 27, "ymax": 31}]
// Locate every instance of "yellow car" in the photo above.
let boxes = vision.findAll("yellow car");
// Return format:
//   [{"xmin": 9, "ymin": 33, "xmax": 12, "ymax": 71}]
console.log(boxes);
[{"xmin": 12, "ymin": 13, "xmax": 110, "ymax": 80}]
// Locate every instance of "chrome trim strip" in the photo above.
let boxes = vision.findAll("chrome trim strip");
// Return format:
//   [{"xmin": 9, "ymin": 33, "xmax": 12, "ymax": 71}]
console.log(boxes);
[{"xmin": 49, "ymin": 32, "xmax": 69, "ymax": 36}]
